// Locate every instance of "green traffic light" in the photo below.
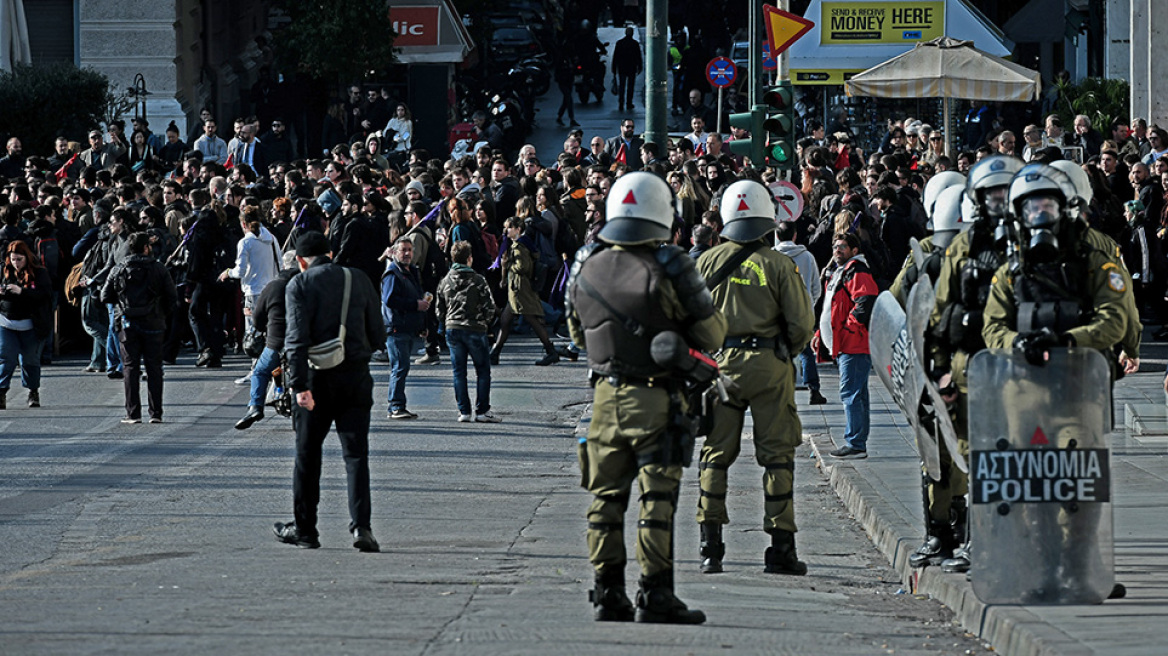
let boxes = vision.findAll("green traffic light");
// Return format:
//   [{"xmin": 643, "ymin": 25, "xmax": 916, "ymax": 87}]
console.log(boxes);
[{"xmin": 770, "ymin": 142, "xmax": 793, "ymax": 163}]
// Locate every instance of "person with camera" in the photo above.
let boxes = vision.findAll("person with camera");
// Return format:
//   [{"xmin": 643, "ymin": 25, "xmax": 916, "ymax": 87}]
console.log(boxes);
[
  {"xmin": 235, "ymin": 251, "xmax": 299, "ymax": 430},
  {"xmin": 0, "ymin": 241, "xmax": 52, "ymax": 409},
  {"xmin": 694, "ymin": 180, "xmax": 816, "ymax": 577},
  {"xmin": 101, "ymin": 233, "xmax": 178, "ymax": 424},
  {"xmin": 274, "ymin": 232, "xmax": 385, "ymax": 553}
]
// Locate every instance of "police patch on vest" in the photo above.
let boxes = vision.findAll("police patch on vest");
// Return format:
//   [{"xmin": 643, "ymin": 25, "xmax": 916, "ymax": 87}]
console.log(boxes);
[{"xmin": 1108, "ymin": 270, "xmax": 1125, "ymax": 292}]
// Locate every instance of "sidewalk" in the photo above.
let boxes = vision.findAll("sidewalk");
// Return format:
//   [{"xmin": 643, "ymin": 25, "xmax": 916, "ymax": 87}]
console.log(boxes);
[{"xmin": 801, "ymin": 360, "xmax": 1168, "ymax": 656}]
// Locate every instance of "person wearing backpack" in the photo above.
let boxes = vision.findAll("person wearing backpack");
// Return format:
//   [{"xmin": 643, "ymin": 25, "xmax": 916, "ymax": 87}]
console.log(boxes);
[
  {"xmin": 490, "ymin": 216, "xmax": 559, "ymax": 366},
  {"xmin": 101, "ymin": 232, "xmax": 178, "ymax": 423},
  {"xmin": 445, "ymin": 198, "xmax": 490, "ymax": 276},
  {"xmin": 404, "ymin": 204, "xmax": 447, "ymax": 365}
]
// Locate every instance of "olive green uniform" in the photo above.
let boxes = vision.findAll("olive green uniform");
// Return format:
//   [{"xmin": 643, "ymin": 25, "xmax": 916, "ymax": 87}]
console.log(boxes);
[
  {"xmin": 568, "ymin": 246, "xmax": 727, "ymax": 576},
  {"xmin": 889, "ymin": 235, "xmax": 936, "ymax": 309},
  {"xmin": 982, "ymin": 247, "xmax": 1129, "ymax": 352},
  {"xmin": 694, "ymin": 242, "xmax": 815, "ymax": 533}
]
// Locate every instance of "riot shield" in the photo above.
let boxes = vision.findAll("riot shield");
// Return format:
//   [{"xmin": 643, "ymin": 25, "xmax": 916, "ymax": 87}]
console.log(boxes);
[
  {"xmin": 869, "ymin": 291, "xmax": 940, "ymax": 479},
  {"xmin": 907, "ymin": 279, "xmax": 967, "ymax": 474},
  {"xmin": 968, "ymin": 348, "xmax": 1114, "ymax": 605},
  {"xmin": 910, "ymin": 237, "xmax": 926, "ymax": 270}
]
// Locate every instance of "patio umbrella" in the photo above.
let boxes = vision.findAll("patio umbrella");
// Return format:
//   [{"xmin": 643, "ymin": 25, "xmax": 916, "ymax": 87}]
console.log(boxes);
[
  {"xmin": 844, "ymin": 36, "xmax": 1041, "ymax": 155},
  {"xmin": 1, "ymin": 0, "xmax": 32, "ymax": 72}
]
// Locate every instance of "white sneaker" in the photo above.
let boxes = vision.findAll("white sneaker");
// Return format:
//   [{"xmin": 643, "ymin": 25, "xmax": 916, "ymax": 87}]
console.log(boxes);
[
  {"xmin": 475, "ymin": 411, "xmax": 502, "ymax": 423},
  {"xmin": 458, "ymin": 413, "xmax": 474, "ymax": 423},
  {"xmin": 234, "ymin": 374, "xmax": 252, "ymax": 386}
]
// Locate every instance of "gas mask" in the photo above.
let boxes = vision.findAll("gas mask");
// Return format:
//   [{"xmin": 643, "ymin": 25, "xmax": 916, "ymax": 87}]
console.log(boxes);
[{"xmin": 1020, "ymin": 194, "xmax": 1063, "ymax": 263}]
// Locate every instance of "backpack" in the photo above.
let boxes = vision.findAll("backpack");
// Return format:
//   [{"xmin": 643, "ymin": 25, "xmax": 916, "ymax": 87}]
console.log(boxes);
[
  {"xmin": 452, "ymin": 221, "xmax": 491, "ymax": 275},
  {"xmin": 481, "ymin": 229, "xmax": 500, "ymax": 263},
  {"xmin": 35, "ymin": 237, "xmax": 61, "ymax": 286},
  {"xmin": 118, "ymin": 260, "xmax": 158, "ymax": 319},
  {"xmin": 525, "ymin": 214, "xmax": 561, "ymax": 282},
  {"xmin": 64, "ymin": 261, "xmax": 87, "ymax": 306},
  {"xmin": 413, "ymin": 226, "xmax": 449, "ymax": 287}
]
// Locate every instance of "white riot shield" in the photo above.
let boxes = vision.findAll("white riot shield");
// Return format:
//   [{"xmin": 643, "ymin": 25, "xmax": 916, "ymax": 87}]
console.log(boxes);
[
  {"xmin": 869, "ymin": 291, "xmax": 940, "ymax": 479},
  {"xmin": 968, "ymin": 348, "xmax": 1114, "ymax": 605},
  {"xmin": 907, "ymin": 279, "xmax": 966, "ymax": 474}
]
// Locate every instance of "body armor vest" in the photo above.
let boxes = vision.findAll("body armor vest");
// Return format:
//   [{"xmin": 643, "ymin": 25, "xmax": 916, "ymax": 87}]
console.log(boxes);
[
  {"xmin": 1014, "ymin": 261, "xmax": 1089, "ymax": 335},
  {"xmin": 572, "ymin": 248, "xmax": 682, "ymax": 377}
]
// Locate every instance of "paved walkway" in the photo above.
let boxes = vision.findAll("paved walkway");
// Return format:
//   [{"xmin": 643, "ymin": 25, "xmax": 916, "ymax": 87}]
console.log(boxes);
[{"xmin": 800, "ymin": 357, "xmax": 1168, "ymax": 656}]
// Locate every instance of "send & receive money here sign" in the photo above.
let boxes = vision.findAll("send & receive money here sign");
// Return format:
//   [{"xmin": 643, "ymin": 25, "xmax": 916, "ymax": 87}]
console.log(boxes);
[{"xmin": 821, "ymin": 1, "xmax": 944, "ymax": 45}]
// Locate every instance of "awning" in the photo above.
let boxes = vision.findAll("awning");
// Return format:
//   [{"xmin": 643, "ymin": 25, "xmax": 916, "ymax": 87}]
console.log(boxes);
[
  {"xmin": 844, "ymin": 37, "xmax": 1041, "ymax": 102},
  {"xmin": 789, "ymin": 0, "xmax": 1012, "ymax": 85},
  {"xmin": 1, "ymin": 0, "xmax": 32, "ymax": 72},
  {"xmin": 388, "ymin": 0, "xmax": 474, "ymax": 64}
]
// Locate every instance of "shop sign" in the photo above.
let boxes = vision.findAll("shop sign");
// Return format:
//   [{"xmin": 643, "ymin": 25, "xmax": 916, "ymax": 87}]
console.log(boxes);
[{"xmin": 820, "ymin": 1, "xmax": 944, "ymax": 45}]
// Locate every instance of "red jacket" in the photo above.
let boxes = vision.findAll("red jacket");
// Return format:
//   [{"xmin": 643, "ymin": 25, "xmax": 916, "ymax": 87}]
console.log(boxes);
[{"xmin": 826, "ymin": 256, "xmax": 879, "ymax": 356}]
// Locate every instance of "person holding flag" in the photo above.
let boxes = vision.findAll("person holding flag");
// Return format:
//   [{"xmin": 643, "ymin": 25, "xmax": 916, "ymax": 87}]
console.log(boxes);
[{"xmin": 604, "ymin": 119, "xmax": 645, "ymax": 171}]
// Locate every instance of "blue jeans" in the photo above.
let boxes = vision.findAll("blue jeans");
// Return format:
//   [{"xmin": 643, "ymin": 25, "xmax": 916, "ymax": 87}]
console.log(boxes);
[
  {"xmin": 386, "ymin": 332, "xmax": 415, "ymax": 412},
  {"xmin": 105, "ymin": 304, "xmax": 123, "ymax": 372},
  {"xmin": 81, "ymin": 293, "xmax": 108, "ymax": 369},
  {"xmin": 838, "ymin": 353, "xmax": 871, "ymax": 451},
  {"xmin": 447, "ymin": 328, "xmax": 492, "ymax": 415},
  {"xmin": 0, "ymin": 326, "xmax": 43, "ymax": 390},
  {"xmin": 799, "ymin": 344, "xmax": 820, "ymax": 391},
  {"xmin": 249, "ymin": 346, "xmax": 282, "ymax": 408}
]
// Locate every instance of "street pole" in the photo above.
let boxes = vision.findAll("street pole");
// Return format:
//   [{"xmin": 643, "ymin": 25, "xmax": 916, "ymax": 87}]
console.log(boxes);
[
  {"xmin": 645, "ymin": 0, "xmax": 668, "ymax": 149},
  {"xmin": 749, "ymin": 0, "xmax": 762, "ymax": 107}
]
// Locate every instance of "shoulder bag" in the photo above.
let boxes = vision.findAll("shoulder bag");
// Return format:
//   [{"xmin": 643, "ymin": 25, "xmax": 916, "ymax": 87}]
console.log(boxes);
[{"xmin": 307, "ymin": 267, "xmax": 352, "ymax": 370}]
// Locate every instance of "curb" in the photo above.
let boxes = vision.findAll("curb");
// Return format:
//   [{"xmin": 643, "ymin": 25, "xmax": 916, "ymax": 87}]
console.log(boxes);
[{"xmin": 807, "ymin": 431, "xmax": 1095, "ymax": 656}]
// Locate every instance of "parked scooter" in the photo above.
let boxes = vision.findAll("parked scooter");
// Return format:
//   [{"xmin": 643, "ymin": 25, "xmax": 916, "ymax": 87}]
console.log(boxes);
[{"xmin": 574, "ymin": 42, "xmax": 607, "ymax": 104}]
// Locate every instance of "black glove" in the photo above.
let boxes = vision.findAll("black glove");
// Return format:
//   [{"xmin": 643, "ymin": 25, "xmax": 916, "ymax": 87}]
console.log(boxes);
[{"xmin": 1013, "ymin": 328, "xmax": 1060, "ymax": 366}]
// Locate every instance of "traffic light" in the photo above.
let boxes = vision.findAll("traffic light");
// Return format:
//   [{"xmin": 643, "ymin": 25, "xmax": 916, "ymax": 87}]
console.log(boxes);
[
  {"xmin": 727, "ymin": 106, "xmax": 765, "ymax": 166},
  {"xmin": 762, "ymin": 82, "xmax": 796, "ymax": 170}
]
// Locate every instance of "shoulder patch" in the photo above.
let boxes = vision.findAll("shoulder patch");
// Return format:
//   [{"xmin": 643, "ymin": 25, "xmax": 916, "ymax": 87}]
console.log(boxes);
[{"xmin": 1108, "ymin": 270, "xmax": 1126, "ymax": 293}]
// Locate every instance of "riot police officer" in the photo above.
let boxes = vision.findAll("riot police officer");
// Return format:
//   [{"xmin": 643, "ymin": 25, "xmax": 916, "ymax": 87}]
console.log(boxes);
[
  {"xmin": 983, "ymin": 163, "xmax": 1128, "ymax": 359},
  {"xmin": 889, "ymin": 171, "xmax": 967, "ymax": 308},
  {"xmin": 694, "ymin": 180, "xmax": 815, "ymax": 576},
  {"xmin": 567, "ymin": 172, "xmax": 727, "ymax": 624},
  {"xmin": 915, "ymin": 155, "xmax": 1022, "ymax": 571}
]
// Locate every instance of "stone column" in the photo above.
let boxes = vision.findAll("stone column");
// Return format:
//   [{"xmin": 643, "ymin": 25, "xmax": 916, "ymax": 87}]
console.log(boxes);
[
  {"xmin": 1149, "ymin": 0, "xmax": 1168, "ymax": 127},
  {"xmin": 79, "ymin": 0, "xmax": 186, "ymax": 136},
  {"xmin": 1106, "ymin": 0, "xmax": 1130, "ymax": 79},
  {"xmin": 1130, "ymin": 0, "xmax": 1149, "ymax": 122}
]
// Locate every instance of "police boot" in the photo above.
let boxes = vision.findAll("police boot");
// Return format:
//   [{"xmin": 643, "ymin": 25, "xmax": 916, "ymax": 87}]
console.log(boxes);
[
  {"xmin": 909, "ymin": 520, "xmax": 953, "ymax": 568},
  {"xmin": 940, "ymin": 499, "xmax": 971, "ymax": 573},
  {"xmin": 699, "ymin": 522, "xmax": 725, "ymax": 574},
  {"xmin": 634, "ymin": 570, "xmax": 706, "ymax": 624},
  {"xmin": 764, "ymin": 529, "xmax": 807, "ymax": 575},
  {"xmin": 589, "ymin": 566, "xmax": 635, "ymax": 622}
]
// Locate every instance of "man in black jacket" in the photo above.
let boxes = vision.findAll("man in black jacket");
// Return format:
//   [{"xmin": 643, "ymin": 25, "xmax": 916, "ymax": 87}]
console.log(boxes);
[
  {"xmin": 101, "ymin": 233, "xmax": 178, "ymax": 424},
  {"xmin": 604, "ymin": 119, "xmax": 645, "ymax": 171},
  {"xmin": 275, "ymin": 232, "xmax": 386, "ymax": 552},
  {"xmin": 235, "ymin": 252, "xmax": 298, "ymax": 430},
  {"xmin": 611, "ymin": 26, "xmax": 643, "ymax": 112},
  {"xmin": 185, "ymin": 210, "xmax": 229, "ymax": 367}
]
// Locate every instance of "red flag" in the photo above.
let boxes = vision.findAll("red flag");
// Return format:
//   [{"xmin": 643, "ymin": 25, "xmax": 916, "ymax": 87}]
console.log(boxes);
[
  {"xmin": 615, "ymin": 143, "xmax": 627, "ymax": 165},
  {"xmin": 54, "ymin": 153, "xmax": 78, "ymax": 182},
  {"xmin": 224, "ymin": 152, "xmax": 235, "ymax": 170}
]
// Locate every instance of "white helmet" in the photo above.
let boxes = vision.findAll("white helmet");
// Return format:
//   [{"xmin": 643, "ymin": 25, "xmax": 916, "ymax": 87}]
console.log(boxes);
[
  {"xmin": 600, "ymin": 172, "xmax": 676, "ymax": 245},
  {"xmin": 923, "ymin": 171, "xmax": 966, "ymax": 220},
  {"xmin": 961, "ymin": 193, "xmax": 977, "ymax": 227},
  {"xmin": 719, "ymin": 179, "xmax": 777, "ymax": 242},
  {"xmin": 1008, "ymin": 163, "xmax": 1068, "ymax": 228},
  {"xmin": 1049, "ymin": 159, "xmax": 1094, "ymax": 205},
  {"xmin": 966, "ymin": 155, "xmax": 1023, "ymax": 218},
  {"xmin": 932, "ymin": 186, "xmax": 967, "ymax": 232}
]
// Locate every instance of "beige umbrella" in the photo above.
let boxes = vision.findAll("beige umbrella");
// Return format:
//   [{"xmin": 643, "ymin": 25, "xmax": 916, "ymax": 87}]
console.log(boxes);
[
  {"xmin": 844, "ymin": 37, "xmax": 1041, "ymax": 155},
  {"xmin": 1, "ymin": 0, "xmax": 32, "ymax": 72}
]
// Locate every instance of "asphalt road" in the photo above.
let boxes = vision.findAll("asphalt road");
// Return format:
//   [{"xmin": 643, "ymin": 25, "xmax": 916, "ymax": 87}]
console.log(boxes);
[{"xmin": 0, "ymin": 335, "xmax": 989, "ymax": 655}]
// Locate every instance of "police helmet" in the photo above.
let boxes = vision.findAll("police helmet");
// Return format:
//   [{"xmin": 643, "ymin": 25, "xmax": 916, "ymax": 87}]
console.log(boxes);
[
  {"xmin": 922, "ymin": 171, "xmax": 965, "ymax": 221},
  {"xmin": 599, "ymin": 171, "xmax": 675, "ymax": 245},
  {"xmin": 967, "ymin": 155, "xmax": 1023, "ymax": 218},
  {"xmin": 1049, "ymin": 159, "xmax": 1094, "ymax": 205},
  {"xmin": 1009, "ymin": 163, "xmax": 1068, "ymax": 228},
  {"xmin": 932, "ymin": 185, "xmax": 967, "ymax": 236},
  {"xmin": 719, "ymin": 179, "xmax": 777, "ymax": 243}
]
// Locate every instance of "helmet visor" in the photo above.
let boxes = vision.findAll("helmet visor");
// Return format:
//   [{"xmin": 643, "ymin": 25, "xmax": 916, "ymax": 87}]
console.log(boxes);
[{"xmin": 1020, "ymin": 194, "xmax": 1062, "ymax": 229}]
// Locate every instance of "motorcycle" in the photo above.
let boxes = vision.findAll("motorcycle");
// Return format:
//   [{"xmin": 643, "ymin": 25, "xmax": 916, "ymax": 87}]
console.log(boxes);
[{"xmin": 574, "ymin": 43, "xmax": 607, "ymax": 105}]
